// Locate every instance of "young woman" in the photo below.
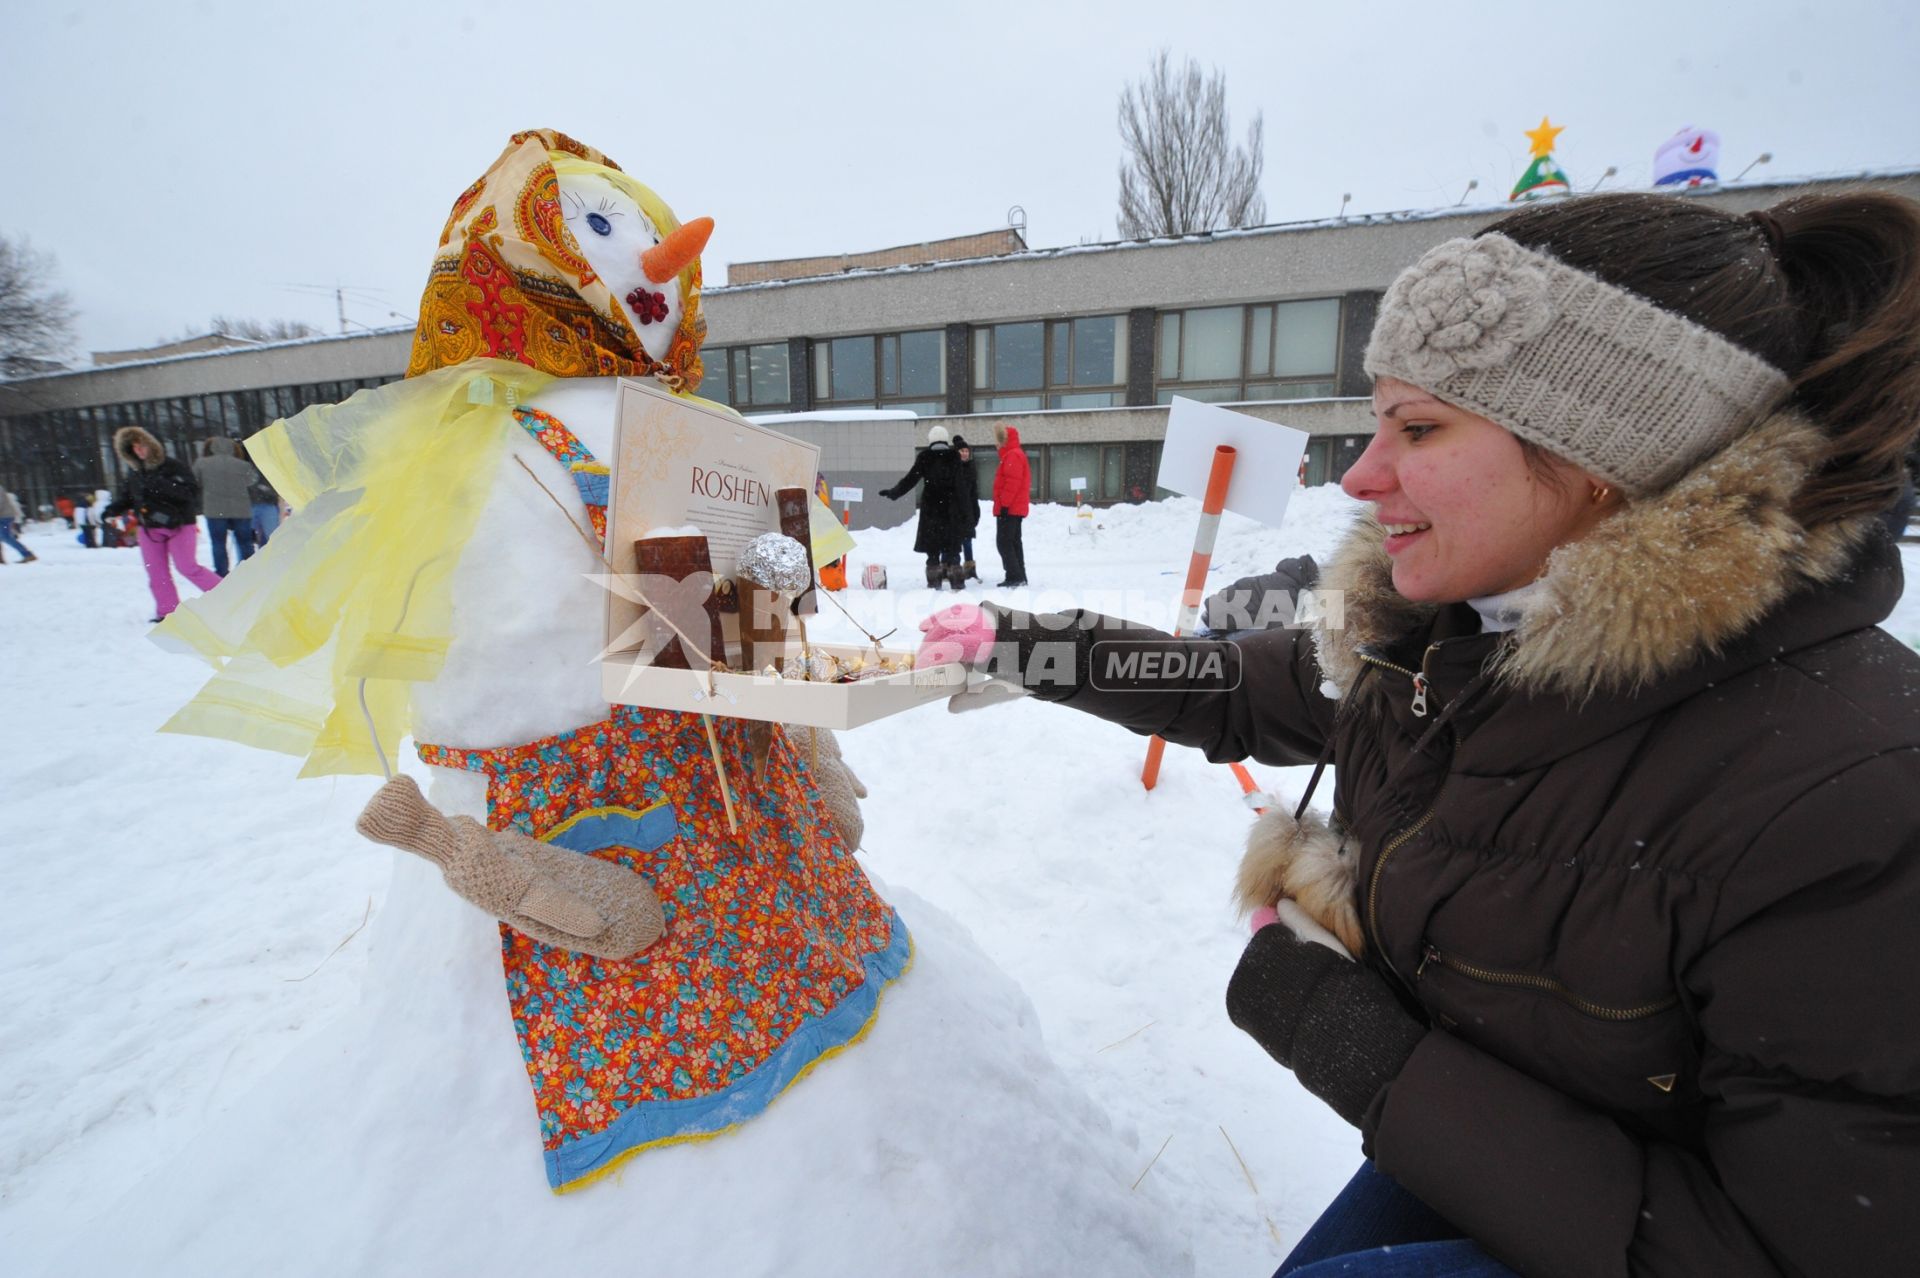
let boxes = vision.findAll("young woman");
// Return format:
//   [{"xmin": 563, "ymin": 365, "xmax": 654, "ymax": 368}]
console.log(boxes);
[
  {"xmin": 919, "ymin": 191, "xmax": 1920, "ymax": 1276},
  {"xmin": 103, "ymin": 427, "xmax": 221, "ymax": 621},
  {"xmin": 880, "ymin": 424, "xmax": 969, "ymax": 590}
]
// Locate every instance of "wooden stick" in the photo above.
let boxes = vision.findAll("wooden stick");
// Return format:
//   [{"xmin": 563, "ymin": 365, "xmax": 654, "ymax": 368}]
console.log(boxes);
[
  {"xmin": 1219, "ymin": 1125, "xmax": 1285, "ymax": 1247},
  {"xmin": 1096, "ymin": 1020, "xmax": 1157, "ymax": 1053},
  {"xmin": 1142, "ymin": 444, "xmax": 1238, "ymax": 790},
  {"xmin": 1131, "ymin": 1133, "xmax": 1175, "ymax": 1191},
  {"xmin": 1219, "ymin": 1125, "xmax": 1260, "ymax": 1195},
  {"xmin": 702, "ymin": 714, "xmax": 739, "ymax": 833}
]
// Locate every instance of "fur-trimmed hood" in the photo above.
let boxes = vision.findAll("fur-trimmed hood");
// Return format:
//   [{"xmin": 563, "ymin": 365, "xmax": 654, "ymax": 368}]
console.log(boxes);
[
  {"xmin": 114, "ymin": 425, "xmax": 165, "ymax": 471},
  {"xmin": 1313, "ymin": 410, "xmax": 1883, "ymax": 703}
]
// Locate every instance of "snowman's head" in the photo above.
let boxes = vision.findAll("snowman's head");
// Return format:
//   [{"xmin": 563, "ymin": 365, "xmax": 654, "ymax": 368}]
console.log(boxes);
[
  {"xmin": 1652, "ymin": 126, "xmax": 1721, "ymax": 186},
  {"xmin": 551, "ymin": 156, "xmax": 713, "ymax": 367},
  {"xmin": 408, "ymin": 129, "xmax": 715, "ymax": 387}
]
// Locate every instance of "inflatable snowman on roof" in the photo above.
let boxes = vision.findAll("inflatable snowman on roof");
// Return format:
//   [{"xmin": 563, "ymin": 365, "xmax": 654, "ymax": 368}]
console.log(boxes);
[{"xmin": 142, "ymin": 130, "xmax": 1191, "ymax": 1274}]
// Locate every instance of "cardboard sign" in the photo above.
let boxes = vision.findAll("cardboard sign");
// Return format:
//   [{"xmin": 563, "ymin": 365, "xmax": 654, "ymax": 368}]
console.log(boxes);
[
  {"xmin": 831, "ymin": 486, "xmax": 864, "ymax": 503},
  {"xmin": 1156, "ymin": 397, "xmax": 1309, "ymax": 529},
  {"xmin": 605, "ymin": 380, "xmax": 819, "ymax": 664}
]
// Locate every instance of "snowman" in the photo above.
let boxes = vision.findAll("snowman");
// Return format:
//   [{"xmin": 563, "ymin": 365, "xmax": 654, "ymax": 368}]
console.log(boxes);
[
  {"xmin": 127, "ymin": 130, "xmax": 1193, "ymax": 1275},
  {"xmin": 1653, "ymin": 126, "xmax": 1721, "ymax": 188}
]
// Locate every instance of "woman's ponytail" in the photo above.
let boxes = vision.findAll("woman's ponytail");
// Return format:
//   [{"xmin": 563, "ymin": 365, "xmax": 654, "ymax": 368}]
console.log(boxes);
[{"xmin": 1766, "ymin": 192, "xmax": 1920, "ymax": 528}]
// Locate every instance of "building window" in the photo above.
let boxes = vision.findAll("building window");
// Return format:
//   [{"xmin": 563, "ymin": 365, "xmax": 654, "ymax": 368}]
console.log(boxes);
[
  {"xmin": 698, "ymin": 342, "xmax": 791, "ymax": 411},
  {"xmin": 1155, "ymin": 298, "xmax": 1339, "ymax": 403},
  {"xmin": 1021, "ymin": 440, "xmax": 1166, "ymax": 504},
  {"xmin": 973, "ymin": 315, "xmax": 1128, "ymax": 412},
  {"xmin": 812, "ymin": 329, "xmax": 944, "ymax": 416}
]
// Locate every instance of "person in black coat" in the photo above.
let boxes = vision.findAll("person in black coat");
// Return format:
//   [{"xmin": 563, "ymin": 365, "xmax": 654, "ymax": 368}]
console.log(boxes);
[
  {"xmin": 880, "ymin": 425, "xmax": 967, "ymax": 590},
  {"xmin": 952, "ymin": 435, "xmax": 983, "ymax": 581},
  {"xmin": 102, "ymin": 425, "xmax": 222, "ymax": 621}
]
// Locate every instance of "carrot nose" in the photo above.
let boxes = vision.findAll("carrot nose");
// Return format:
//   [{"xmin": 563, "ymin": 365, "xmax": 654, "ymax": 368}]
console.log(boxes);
[{"xmin": 642, "ymin": 217, "xmax": 713, "ymax": 284}]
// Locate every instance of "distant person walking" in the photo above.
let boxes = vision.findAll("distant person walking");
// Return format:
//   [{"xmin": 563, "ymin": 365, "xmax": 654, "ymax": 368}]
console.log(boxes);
[
  {"xmin": 0, "ymin": 488, "xmax": 37, "ymax": 563},
  {"xmin": 103, "ymin": 427, "xmax": 220, "ymax": 622},
  {"xmin": 73, "ymin": 489, "xmax": 102, "ymax": 548},
  {"xmin": 237, "ymin": 441, "xmax": 282, "ymax": 547},
  {"xmin": 880, "ymin": 424, "xmax": 968, "ymax": 590},
  {"xmin": 953, "ymin": 434, "xmax": 982, "ymax": 581},
  {"xmin": 991, "ymin": 423, "xmax": 1029, "ymax": 587},
  {"xmin": 194, "ymin": 437, "xmax": 257, "ymax": 574}
]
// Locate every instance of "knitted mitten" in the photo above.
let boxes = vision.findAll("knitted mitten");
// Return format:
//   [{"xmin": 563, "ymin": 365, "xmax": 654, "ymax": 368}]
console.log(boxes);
[
  {"xmin": 356, "ymin": 775, "xmax": 665, "ymax": 959},
  {"xmin": 915, "ymin": 602, "xmax": 997, "ymax": 669},
  {"xmin": 787, "ymin": 724, "xmax": 867, "ymax": 850},
  {"xmin": 1226, "ymin": 920, "xmax": 1427, "ymax": 1127}
]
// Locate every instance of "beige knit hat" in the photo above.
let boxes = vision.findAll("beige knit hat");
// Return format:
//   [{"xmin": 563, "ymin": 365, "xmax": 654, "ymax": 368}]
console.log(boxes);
[{"xmin": 1364, "ymin": 233, "xmax": 1791, "ymax": 493}]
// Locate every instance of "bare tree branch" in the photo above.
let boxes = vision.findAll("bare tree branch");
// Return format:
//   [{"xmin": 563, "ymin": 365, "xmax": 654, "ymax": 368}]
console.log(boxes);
[
  {"xmin": 1116, "ymin": 51, "xmax": 1266, "ymax": 239},
  {"xmin": 205, "ymin": 315, "xmax": 322, "ymax": 342},
  {"xmin": 0, "ymin": 235, "xmax": 77, "ymax": 376}
]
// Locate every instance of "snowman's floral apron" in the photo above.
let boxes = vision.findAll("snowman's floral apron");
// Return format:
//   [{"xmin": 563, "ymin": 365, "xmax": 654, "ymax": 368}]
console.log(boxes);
[{"xmin": 416, "ymin": 405, "xmax": 910, "ymax": 1192}]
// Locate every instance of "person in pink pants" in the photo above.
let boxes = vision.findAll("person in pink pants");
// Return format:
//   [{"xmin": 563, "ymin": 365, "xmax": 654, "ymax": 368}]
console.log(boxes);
[
  {"xmin": 102, "ymin": 426, "xmax": 222, "ymax": 622},
  {"xmin": 138, "ymin": 523, "xmax": 222, "ymax": 618}
]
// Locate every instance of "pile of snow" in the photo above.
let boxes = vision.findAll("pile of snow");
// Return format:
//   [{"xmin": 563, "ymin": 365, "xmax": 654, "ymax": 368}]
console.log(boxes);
[{"xmin": 6, "ymin": 495, "xmax": 1914, "ymax": 1276}]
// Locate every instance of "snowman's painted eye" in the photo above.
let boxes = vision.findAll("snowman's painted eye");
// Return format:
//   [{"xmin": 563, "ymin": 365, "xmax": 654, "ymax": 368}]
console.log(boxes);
[{"xmin": 586, "ymin": 212, "xmax": 613, "ymax": 237}]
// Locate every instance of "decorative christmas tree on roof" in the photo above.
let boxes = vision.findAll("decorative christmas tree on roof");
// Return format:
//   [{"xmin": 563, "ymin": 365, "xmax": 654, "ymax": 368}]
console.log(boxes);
[{"xmin": 1510, "ymin": 116, "xmax": 1572, "ymax": 201}]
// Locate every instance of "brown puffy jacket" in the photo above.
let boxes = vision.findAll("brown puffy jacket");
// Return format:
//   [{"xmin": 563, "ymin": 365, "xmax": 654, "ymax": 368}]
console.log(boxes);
[{"xmin": 996, "ymin": 413, "xmax": 1920, "ymax": 1277}]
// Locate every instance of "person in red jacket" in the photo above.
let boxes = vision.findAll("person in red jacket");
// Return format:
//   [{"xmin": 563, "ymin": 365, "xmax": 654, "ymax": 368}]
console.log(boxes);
[{"xmin": 991, "ymin": 423, "xmax": 1030, "ymax": 587}]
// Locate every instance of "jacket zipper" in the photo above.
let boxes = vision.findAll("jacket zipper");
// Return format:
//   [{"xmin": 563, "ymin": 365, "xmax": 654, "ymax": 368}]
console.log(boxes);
[
  {"xmin": 1355, "ymin": 651, "xmax": 1422, "ymax": 721},
  {"xmin": 1417, "ymin": 946, "xmax": 1680, "ymax": 1021},
  {"xmin": 1366, "ymin": 765, "xmax": 1448, "ymax": 987},
  {"xmin": 1352, "ymin": 645, "xmax": 1449, "ymax": 986},
  {"xmin": 1354, "ymin": 645, "xmax": 1440, "ymax": 718}
]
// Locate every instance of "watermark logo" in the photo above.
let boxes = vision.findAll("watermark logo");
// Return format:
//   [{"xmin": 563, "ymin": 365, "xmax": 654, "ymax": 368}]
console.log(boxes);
[
  {"xmin": 1089, "ymin": 640, "xmax": 1242, "ymax": 692},
  {"xmin": 590, "ymin": 571, "xmax": 721, "ymax": 667}
]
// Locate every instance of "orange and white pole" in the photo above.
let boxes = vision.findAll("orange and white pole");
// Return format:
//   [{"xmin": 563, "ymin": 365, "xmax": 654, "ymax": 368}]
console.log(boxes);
[
  {"xmin": 1141, "ymin": 444, "xmax": 1237, "ymax": 790},
  {"xmin": 1227, "ymin": 761, "xmax": 1265, "ymax": 813}
]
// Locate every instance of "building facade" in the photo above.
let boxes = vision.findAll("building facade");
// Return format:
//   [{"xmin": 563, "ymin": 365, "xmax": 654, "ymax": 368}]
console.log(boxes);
[{"xmin": 5, "ymin": 169, "xmax": 1915, "ymax": 526}]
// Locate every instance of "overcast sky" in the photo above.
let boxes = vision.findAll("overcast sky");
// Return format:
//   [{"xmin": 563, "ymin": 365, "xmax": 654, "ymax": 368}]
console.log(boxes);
[{"xmin": 5, "ymin": 0, "xmax": 1915, "ymax": 355}]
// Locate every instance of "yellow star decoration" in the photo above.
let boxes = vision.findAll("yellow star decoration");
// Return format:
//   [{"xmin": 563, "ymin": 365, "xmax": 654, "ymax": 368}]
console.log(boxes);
[{"xmin": 1525, "ymin": 116, "xmax": 1565, "ymax": 158}]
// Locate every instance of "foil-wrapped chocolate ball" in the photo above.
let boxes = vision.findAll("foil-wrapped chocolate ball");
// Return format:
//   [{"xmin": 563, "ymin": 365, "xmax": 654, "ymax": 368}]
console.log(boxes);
[{"xmin": 737, "ymin": 532, "xmax": 812, "ymax": 595}]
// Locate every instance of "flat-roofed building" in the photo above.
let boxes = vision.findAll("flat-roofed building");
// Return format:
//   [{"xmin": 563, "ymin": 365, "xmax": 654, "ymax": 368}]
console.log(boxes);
[{"xmin": 5, "ymin": 169, "xmax": 1914, "ymax": 524}]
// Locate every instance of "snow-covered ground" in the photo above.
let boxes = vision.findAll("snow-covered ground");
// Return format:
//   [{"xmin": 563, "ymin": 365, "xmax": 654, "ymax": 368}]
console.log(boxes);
[{"xmin": 3, "ymin": 498, "xmax": 1917, "ymax": 1276}]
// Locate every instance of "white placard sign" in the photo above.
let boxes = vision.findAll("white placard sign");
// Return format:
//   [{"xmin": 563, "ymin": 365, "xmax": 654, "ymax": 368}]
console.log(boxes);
[
  {"xmin": 1069, "ymin": 476, "xmax": 1088, "ymax": 491},
  {"xmin": 831, "ymin": 486, "xmax": 864, "ymax": 503},
  {"xmin": 1156, "ymin": 396, "xmax": 1309, "ymax": 529}
]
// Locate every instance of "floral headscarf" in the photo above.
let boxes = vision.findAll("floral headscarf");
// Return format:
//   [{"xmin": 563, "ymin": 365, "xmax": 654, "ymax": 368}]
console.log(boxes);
[{"xmin": 407, "ymin": 128, "xmax": 706, "ymax": 391}]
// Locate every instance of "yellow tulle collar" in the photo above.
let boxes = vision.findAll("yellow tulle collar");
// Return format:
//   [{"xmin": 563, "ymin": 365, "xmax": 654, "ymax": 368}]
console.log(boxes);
[{"xmin": 153, "ymin": 360, "xmax": 556, "ymax": 776}]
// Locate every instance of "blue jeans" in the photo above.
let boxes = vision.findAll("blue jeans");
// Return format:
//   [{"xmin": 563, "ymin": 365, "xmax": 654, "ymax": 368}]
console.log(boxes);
[
  {"xmin": 204, "ymin": 516, "xmax": 255, "ymax": 575},
  {"xmin": 1277, "ymin": 1162, "xmax": 1515, "ymax": 1277},
  {"xmin": 251, "ymin": 502, "xmax": 281, "ymax": 546},
  {"xmin": 0, "ymin": 516, "xmax": 31, "ymax": 560}
]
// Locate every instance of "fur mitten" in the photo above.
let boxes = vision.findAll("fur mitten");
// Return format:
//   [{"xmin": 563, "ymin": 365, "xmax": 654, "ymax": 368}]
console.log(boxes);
[
  {"xmin": 356, "ymin": 775, "xmax": 665, "ymax": 959},
  {"xmin": 787, "ymin": 725, "xmax": 868, "ymax": 851},
  {"xmin": 1235, "ymin": 804, "xmax": 1364, "ymax": 957}
]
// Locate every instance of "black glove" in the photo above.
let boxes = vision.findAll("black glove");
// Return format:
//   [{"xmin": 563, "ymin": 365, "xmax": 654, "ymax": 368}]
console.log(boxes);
[
  {"xmin": 1203, "ymin": 554, "xmax": 1321, "ymax": 633},
  {"xmin": 1225, "ymin": 920, "xmax": 1427, "ymax": 1127}
]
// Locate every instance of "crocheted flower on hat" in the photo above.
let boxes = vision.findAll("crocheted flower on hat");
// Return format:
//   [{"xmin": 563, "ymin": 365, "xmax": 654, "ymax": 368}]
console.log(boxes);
[{"xmin": 1369, "ymin": 235, "xmax": 1555, "ymax": 385}]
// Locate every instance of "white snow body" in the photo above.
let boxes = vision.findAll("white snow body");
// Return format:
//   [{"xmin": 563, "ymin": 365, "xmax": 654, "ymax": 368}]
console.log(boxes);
[{"xmin": 68, "ymin": 377, "xmax": 1195, "ymax": 1276}]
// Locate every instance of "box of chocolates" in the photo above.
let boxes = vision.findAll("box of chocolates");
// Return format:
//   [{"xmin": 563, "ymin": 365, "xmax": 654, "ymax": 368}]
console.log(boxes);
[{"xmin": 600, "ymin": 379, "xmax": 964, "ymax": 727}]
